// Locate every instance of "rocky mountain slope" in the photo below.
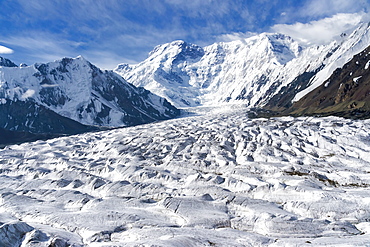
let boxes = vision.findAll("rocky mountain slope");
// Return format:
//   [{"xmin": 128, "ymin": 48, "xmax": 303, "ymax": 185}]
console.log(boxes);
[
  {"xmin": 0, "ymin": 56, "xmax": 180, "ymax": 137},
  {"xmin": 0, "ymin": 127, "xmax": 58, "ymax": 148},
  {"xmin": 115, "ymin": 22, "xmax": 370, "ymax": 110},
  {"xmin": 0, "ymin": 56, "xmax": 17, "ymax": 67},
  {"xmin": 286, "ymin": 44, "xmax": 370, "ymax": 118}
]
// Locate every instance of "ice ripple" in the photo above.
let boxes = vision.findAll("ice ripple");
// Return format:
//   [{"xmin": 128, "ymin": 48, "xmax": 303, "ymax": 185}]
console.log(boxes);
[{"xmin": 0, "ymin": 111, "xmax": 370, "ymax": 245}]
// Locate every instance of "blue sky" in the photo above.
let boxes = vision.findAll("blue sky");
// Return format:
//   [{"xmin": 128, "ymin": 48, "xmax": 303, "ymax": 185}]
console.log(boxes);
[{"xmin": 0, "ymin": 0, "xmax": 369, "ymax": 69}]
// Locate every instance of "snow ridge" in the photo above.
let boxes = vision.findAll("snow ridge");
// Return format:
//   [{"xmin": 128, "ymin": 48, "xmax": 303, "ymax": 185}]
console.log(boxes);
[
  {"xmin": 115, "ymin": 22, "xmax": 370, "ymax": 108},
  {"xmin": 0, "ymin": 56, "xmax": 180, "ymax": 133}
]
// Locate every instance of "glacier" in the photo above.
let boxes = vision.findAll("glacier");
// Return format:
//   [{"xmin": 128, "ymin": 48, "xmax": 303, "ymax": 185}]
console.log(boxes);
[
  {"xmin": 2, "ymin": 18, "xmax": 370, "ymax": 247},
  {"xmin": 1, "ymin": 107, "xmax": 370, "ymax": 246}
]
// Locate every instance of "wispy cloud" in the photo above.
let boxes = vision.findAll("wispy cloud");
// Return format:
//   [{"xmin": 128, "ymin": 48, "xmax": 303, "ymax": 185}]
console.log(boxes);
[
  {"xmin": 0, "ymin": 31, "xmax": 156, "ymax": 68},
  {"xmin": 299, "ymin": 0, "xmax": 369, "ymax": 19},
  {"xmin": 216, "ymin": 32, "xmax": 258, "ymax": 42},
  {"xmin": 271, "ymin": 12, "xmax": 369, "ymax": 45},
  {"xmin": 273, "ymin": 0, "xmax": 370, "ymax": 25},
  {"xmin": 0, "ymin": 32, "xmax": 86, "ymax": 65},
  {"xmin": 83, "ymin": 50, "xmax": 139, "ymax": 70},
  {"xmin": 1, "ymin": 0, "xmax": 370, "ymax": 69},
  {"xmin": 0, "ymin": 45, "xmax": 13, "ymax": 54}
]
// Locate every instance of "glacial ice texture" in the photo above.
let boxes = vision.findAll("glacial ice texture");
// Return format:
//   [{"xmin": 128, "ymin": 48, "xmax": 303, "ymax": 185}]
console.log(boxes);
[{"xmin": 1, "ymin": 108, "xmax": 370, "ymax": 246}]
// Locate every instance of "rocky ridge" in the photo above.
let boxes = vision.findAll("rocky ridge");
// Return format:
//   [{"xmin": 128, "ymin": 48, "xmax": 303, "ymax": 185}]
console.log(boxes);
[{"xmin": 0, "ymin": 56, "xmax": 180, "ymax": 137}]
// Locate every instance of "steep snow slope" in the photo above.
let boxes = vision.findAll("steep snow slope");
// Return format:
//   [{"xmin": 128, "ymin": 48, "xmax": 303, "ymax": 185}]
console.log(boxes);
[
  {"xmin": 289, "ymin": 44, "xmax": 370, "ymax": 118},
  {"xmin": 115, "ymin": 23, "xmax": 370, "ymax": 109},
  {"xmin": 0, "ymin": 56, "xmax": 179, "ymax": 133},
  {"xmin": 1, "ymin": 109, "xmax": 370, "ymax": 246},
  {"xmin": 293, "ymin": 22, "xmax": 370, "ymax": 102},
  {"xmin": 116, "ymin": 40, "xmax": 206, "ymax": 107}
]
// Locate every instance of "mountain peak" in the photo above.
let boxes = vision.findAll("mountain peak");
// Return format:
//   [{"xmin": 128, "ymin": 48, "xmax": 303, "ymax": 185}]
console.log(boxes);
[
  {"xmin": 76, "ymin": 55, "xmax": 85, "ymax": 60},
  {"xmin": 60, "ymin": 55, "xmax": 89, "ymax": 65},
  {"xmin": 116, "ymin": 22, "xmax": 370, "ymax": 110},
  {"xmin": 258, "ymin": 33, "xmax": 302, "ymax": 63},
  {"xmin": 0, "ymin": 56, "xmax": 18, "ymax": 67},
  {"xmin": 148, "ymin": 40, "xmax": 204, "ymax": 62},
  {"xmin": 169, "ymin": 40, "xmax": 187, "ymax": 47},
  {"xmin": 115, "ymin": 63, "xmax": 132, "ymax": 73},
  {"xmin": 0, "ymin": 55, "xmax": 180, "ymax": 134},
  {"xmin": 115, "ymin": 32, "xmax": 305, "ymax": 107}
]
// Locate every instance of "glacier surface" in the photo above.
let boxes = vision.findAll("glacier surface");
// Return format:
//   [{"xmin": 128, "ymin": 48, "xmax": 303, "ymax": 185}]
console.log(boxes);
[{"xmin": 1, "ymin": 107, "xmax": 370, "ymax": 246}]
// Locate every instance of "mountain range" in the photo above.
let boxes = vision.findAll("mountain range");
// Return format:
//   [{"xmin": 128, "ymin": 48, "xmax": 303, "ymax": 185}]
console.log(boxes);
[
  {"xmin": 115, "ymin": 22, "xmax": 370, "ymax": 117},
  {"xmin": 0, "ymin": 56, "xmax": 180, "ymax": 144},
  {"xmin": 2, "ymin": 22, "xmax": 370, "ymax": 145},
  {"xmin": 2, "ymin": 19, "xmax": 370, "ymax": 247}
]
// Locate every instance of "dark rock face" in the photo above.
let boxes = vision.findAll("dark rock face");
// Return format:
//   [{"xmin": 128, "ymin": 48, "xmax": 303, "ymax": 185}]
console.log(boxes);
[
  {"xmin": 265, "ymin": 66, "xmax": 323, "ymax": 111},
  {"xmin": 0, "ymin": 100, "xmax": 97, "ymax": 134},
  {"xmin": 171, "ymin": 41, "xmax": 205, "ymax": 64},
  {"xmin": 0, "ymin": 128, "xmax": 58, "ymax": 147},
  {"xmin": 0, "ymin": 56, "xmax": 18, "ymax": 67},
  {"xmin": 286, "ymin": 45, "xmax": 370, "ymax": 119},
  {"xmin": 89, "ymin": 69, "xmax": 180, "ymax": 126}
]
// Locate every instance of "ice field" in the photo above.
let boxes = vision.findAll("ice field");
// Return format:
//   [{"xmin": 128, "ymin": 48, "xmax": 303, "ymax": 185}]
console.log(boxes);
[{"xmin": 1, "ymin": 108, "xmax": 370, "ymax": 246}]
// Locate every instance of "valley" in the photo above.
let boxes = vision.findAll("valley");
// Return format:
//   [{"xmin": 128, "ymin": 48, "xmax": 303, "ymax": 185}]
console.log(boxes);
[{"xmin": 1, "ymin": 15, "xmax": 370, "ymax": 247}]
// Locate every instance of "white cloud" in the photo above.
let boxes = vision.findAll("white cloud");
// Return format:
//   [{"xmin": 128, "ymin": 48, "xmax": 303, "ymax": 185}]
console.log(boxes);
[
  {"xmin": 271, "ymin": 12, "xmax": 368, "ymax": 45},
  {"xmin": 0, "ymin": 45, "xmax": 14, "ymax": 54},
  {"xmin": 300, "ymin": 0, "xmax": 369, "ymax": 19},
  {"xmin": 0, "ymin": 33, "xmax": 143, "ymax": 69},
  {"xmin": 0, "ymin": 33, "xmax": 85, "ymax": 64},
  {"xmin": 216, "ymin": 32, "xmax": 258, "ymax": 42}
]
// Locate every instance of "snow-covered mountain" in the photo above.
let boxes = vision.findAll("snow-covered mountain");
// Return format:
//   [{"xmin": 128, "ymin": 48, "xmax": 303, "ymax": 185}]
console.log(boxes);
[
  {"xmin": 2, "ymin": 22, "xmax": 370, "ymax": 246},
  {"xmin": 0, "ymin": 56, "xmax": 180, "ymax": 135},
  {"xmin": 288, "ymin": 44, "xmax": 370, "ymax": 118},
  {"xmin": 0, "ymin": 56, "xmax": 17, "ymax": 67},
  {"xmin": 115, "ymin": 22, "xmax": 370, "ymax": 109}
]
